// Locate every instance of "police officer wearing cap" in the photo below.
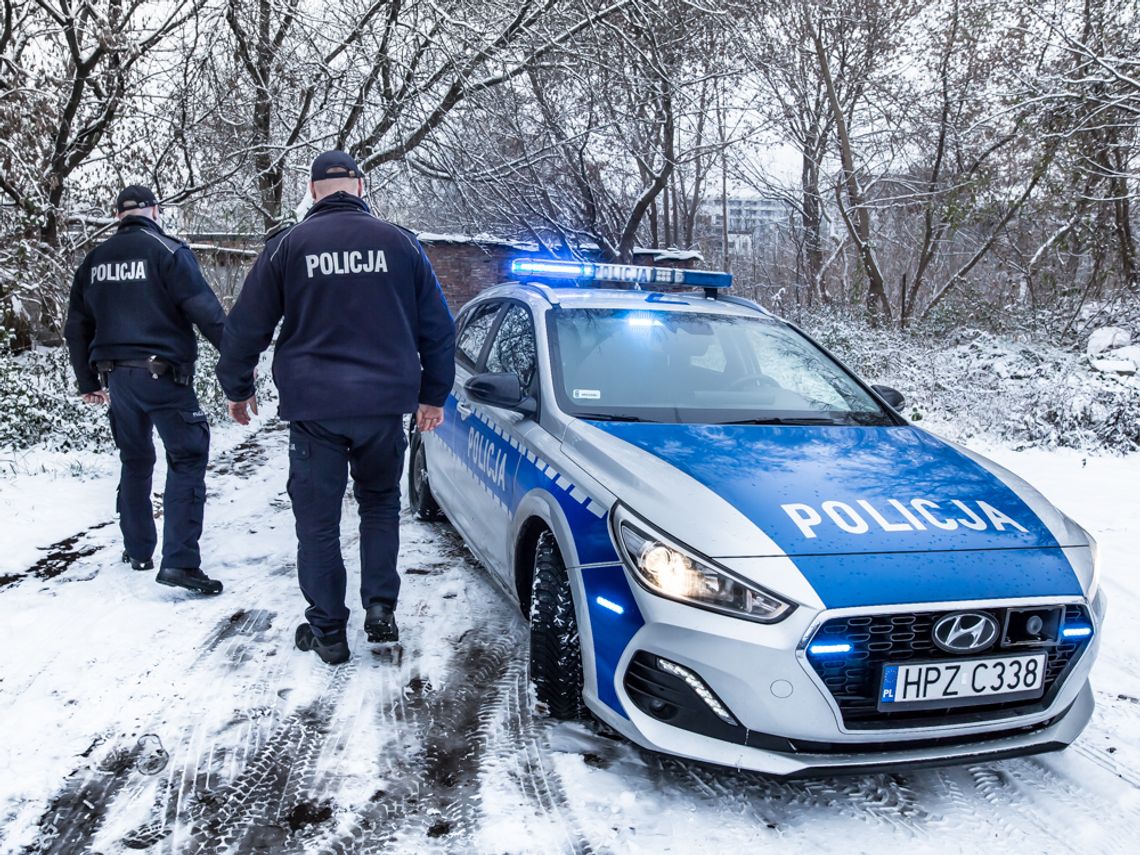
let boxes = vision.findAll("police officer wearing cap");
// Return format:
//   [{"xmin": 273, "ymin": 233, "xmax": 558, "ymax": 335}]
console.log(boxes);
[
  {"xmin": 64, "ymin": 185, "xmax": 227, "ymax": 595},
  {"xmin": 217, "ymin": 151, "xmax": 456, "ymax": 665}
]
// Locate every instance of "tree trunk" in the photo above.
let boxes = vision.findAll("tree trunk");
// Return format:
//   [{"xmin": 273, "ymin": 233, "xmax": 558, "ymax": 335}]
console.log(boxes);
[
  {"xmin": 801, "ymin": 142, "xmax": 824, "ymax": 305},
  {"xmin": 807, "ymin": 8, "xmax": 891, "ymax": 324}
]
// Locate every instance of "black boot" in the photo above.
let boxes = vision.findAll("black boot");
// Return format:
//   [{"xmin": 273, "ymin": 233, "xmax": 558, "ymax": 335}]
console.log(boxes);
[
  {"xmin": 295, "ymin": 623, "xmax": 350, "ymax": 665},
  {"xmin": 156, "ymin": 566, "xmax": 223, "ymax": 595},
  {"xmin": 364, "ymin": 603, "xmax": 398, "ymax": 643},
  {"xmin": 122, "ymin": 550, "xmax": 154, "ymax": 571}
]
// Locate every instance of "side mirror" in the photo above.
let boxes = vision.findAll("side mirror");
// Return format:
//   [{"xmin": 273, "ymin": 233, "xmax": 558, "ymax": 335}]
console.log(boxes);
[
  {"xmin": 465, "ymin": 372, "xmax": 537, "ymax": 415},
  {"xmin": 872, "ymin": 384, "xmax": 906, "ymax": 410}
]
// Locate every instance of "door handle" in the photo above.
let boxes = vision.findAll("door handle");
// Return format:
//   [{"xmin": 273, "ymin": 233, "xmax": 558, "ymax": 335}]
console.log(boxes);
[{"xmin": 457, "ymin": 400, "xmax": 474, "ymax": 418}]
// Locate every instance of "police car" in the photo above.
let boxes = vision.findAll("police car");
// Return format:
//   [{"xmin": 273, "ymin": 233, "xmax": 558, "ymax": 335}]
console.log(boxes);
[{"xmin": 409, "ymin": 259, "xmax": 1104, "ymax": 776}]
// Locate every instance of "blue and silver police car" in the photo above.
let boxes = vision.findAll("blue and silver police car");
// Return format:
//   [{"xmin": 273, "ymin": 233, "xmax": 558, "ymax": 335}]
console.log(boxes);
[{"xmin": 409, "ymin": 259, "xmax": 1104, "ymax": 776}]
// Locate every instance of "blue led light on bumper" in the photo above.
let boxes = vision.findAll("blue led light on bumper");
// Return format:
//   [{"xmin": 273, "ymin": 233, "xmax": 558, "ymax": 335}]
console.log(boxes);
[
  {"xmin": 1061, "ymin": 625, "xmax": 1093, "ymax": 639},
  {"xmin": 808, "ymin": 642, "xmax": 853, "ymax": 656},
  {"xmin": 509, "ymin": 258, "xmax": 732, "ymax": 289}
]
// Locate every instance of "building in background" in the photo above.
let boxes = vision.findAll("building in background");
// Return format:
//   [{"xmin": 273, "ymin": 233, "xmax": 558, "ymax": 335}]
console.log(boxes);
[{"xmin": 698, "ymin": 195, "xmax": 796, "ymax": 256}]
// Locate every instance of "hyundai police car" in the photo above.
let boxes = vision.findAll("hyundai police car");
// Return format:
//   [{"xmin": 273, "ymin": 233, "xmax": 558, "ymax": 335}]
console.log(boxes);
[{"xmin": 409, "ymin": 259, "xmax": 1104, "ymax": 776}]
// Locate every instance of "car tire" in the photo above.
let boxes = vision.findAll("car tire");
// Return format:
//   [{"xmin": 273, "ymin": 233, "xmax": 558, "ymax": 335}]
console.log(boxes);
[
  {"xmin": 529, "ymin": 531, "xmax": 588, "ymax": 720},
  {"xmin": 407, "ymin": 428, "xmax": 445, "ymax": 522}
]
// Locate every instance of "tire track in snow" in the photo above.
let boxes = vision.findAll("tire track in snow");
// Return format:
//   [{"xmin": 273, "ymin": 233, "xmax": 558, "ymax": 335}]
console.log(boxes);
[
  {"xmin": 1072, "ymin": 741, "xmax": 1140, "ymax": 791},
  {"xmin": 179, "ymin": 662, "xmax": 355, "ymax": 854},
  {"xmin": 320, "ymin": 622, "xmax": 521, "ymax": 854},
  {"xmin": 22, "ymin": 609, "xmax": 280, "ymax": 855},
  {"xmin": 116, "ymin": 608, "xmax": 286, "ymax": 852},
  {"xmin": 20, "ymin": 423, "xmax": 292, "ymax": 854},
  {"xmin": 951, "ymin": 755, "xmax": 1138, "ymax": 853},
  {"xmin": 641, "ymin": 753, "xmax": 930, "ymax": 840},
  {"xmin": 493, "ymin": 662, "xmax": 597, "ymax": 855},
  {"xmin": 1070, "ymin": 691, "xmax": 1140, "ymax": 791}
]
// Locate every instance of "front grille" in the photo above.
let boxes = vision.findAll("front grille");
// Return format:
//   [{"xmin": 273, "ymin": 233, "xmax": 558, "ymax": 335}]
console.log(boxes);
[{"xmin": 806, "ymin": 604, "xmax": 1091, "ymax": 730}]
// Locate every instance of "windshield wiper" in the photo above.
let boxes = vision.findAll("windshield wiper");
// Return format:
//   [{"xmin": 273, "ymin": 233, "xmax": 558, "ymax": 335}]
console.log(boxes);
[
  {"xmin": 717, "ymin": 416, "xmax": 855, "ymax": 426},
  {"xmin": 574, "ymin": 412, "xmax": 650, "ymax": 423}
]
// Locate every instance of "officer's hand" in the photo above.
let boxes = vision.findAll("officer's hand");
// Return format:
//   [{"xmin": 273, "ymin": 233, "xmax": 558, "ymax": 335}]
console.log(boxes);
[
  {"xmin": 416, "ymin": 404, "xmax": 444, "ymax": 433},
  {"xmin": 227, "ymin": 396, "xmax": 258, "ymax": 426},
  {"xmin": 81, "ymin": 391, "xmax": 109, "ymax": 406}
]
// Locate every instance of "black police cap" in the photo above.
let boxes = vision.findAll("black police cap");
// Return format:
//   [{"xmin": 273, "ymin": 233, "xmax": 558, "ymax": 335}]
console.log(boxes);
[
  {"xmin": 311, "ymin": 150, "xmax": 362, "ymax": 182},
  {"xmin": 115, "ymin": 185, "xmax": 159, "ymax": 214}
]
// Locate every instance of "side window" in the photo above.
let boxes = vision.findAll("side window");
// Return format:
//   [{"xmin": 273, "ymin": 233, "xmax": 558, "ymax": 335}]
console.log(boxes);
[
  {"xmin": 485, "ymin": 305, "xmax": 538, "ymax": 388},
  {"xmin": 457, "ymin": 303, "xmax": 500, "ymax": 366}
]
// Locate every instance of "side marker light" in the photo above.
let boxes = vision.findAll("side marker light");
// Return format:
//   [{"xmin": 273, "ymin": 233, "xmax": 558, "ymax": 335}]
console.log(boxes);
[{"xmin": 595, "ymin": 596, "xmax": 625, "ymax": 615}]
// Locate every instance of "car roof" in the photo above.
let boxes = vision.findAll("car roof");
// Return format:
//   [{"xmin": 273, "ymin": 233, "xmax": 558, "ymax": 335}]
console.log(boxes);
[{"xmin": 470, "ymin": 280, "xmax": 773, "ymax": 319}]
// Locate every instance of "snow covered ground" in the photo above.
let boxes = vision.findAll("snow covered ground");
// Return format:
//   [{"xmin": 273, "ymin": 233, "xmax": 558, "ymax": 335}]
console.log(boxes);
[{"xmin": 1, "ymin": 411, "xmax": 1138, "ymax": 854}]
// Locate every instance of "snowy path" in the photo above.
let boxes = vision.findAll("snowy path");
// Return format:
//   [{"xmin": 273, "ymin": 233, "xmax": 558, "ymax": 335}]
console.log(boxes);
[{"xmin": 1, "ymin": 426, "xmax": 1139, "ymax": 854}]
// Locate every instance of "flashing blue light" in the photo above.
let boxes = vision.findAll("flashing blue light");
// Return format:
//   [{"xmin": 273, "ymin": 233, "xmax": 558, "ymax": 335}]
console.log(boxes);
[
  {"xmin": 808, "ymin": 642, "xmax": 853, "ymax": 656},
  {"xmin": 509, "ymin": 258, "xmax": 732, "ymax": 290},
  {"xmin": 511, "ymin": 259, "xmax": 590, "ymax": 277},
  {"xmin": 627, "ymin": 314, "xmax": 660, "ymax": 328},
  {"xmin": 595, "ymin": 596, "xmax": 625, "ymax": 615},
  {"xmin": 1062, "ymin": 625, "xmax": 1093, "ymax": 639}
]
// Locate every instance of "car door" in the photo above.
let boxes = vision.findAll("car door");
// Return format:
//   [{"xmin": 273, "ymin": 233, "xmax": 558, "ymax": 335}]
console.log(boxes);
[
  {"xmin": 426, "ymin": 300, "xmax": 502, "ymax": 545},
  {"xmin": 477, "ymin": 302, "xmax": 540, "ymax": 576}
]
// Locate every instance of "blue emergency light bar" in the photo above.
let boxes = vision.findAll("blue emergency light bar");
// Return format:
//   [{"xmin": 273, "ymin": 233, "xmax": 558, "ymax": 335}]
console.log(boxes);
[{"xmin": 510, "ymin": 258, "xmax": 732, "ymax": 290}]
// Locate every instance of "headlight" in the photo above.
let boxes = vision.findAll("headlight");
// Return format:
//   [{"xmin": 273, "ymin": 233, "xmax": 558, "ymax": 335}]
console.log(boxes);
[{"xmin": 617, "ymin": 519, "xmax": 795, "ymax": 623}]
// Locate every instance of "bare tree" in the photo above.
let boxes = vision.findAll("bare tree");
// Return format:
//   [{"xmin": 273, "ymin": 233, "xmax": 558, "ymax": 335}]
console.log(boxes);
[
  {"xmin": 405, "ymin": 0, "xmax": 741, "ymax": 260},
  {"xmin": 0, "ymin": 0, "xmax": 204, "ymax": 345}
]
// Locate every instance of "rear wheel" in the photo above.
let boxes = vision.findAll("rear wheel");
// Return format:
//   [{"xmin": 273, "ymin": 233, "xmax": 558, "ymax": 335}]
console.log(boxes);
[
  {"xmin": 529, "ymin": 531, "xmax": 588, "ymax": 720},
  {"xmin": 407, "ymin": 428, "xmax": 444, "ymax": 521}
]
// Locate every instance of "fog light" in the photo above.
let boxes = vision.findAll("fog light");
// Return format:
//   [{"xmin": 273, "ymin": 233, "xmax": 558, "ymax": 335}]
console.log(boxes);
[{"xmin": 656, "ymin": 657, "xmax": 738, "ymax": 726}]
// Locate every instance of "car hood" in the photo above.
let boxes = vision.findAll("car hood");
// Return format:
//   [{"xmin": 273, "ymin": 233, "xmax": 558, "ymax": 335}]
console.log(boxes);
[{"xmin": 563, "ymin": 421, "xmax": 1091, "ymax": 607}]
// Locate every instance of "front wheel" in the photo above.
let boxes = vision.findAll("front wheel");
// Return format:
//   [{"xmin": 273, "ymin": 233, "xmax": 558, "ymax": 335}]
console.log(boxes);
[
  {"xmin": 529, "ymin": 531, "xmax": 588, "ymax": 720},
  {"xmin": 407, "ymin": 427, "xmax": 445, "ymax": 521}
]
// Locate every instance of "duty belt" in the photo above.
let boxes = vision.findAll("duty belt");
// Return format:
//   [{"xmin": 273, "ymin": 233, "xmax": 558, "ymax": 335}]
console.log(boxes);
[{"xmin": 96, "ymin": 356, "xmax": 171, "ymax": 379}]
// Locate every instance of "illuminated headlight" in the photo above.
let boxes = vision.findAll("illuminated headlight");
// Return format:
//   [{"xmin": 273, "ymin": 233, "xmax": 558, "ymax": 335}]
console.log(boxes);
[{"xmin": 617, "ymin": 520, "xmax": 794, "ymax": 623}]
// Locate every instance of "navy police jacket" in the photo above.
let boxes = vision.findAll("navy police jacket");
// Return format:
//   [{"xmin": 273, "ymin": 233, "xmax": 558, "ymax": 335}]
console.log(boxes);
[
  {"xmin": 64, "ymin": 216, "xmax": 225, "ymax": 393},
  {"xmin": 216, "ymin": 193, "xmax": 456, "ymax": 421}
]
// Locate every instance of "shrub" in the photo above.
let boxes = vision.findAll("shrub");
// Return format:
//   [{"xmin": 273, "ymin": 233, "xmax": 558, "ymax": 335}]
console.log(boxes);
[{"xmin": 0, "ymin": 331, "xmax": 276, "ymax": 452}]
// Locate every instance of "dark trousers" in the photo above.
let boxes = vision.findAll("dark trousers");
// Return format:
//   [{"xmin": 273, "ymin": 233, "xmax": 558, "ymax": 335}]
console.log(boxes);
[
  {"xmin": 287, "ymin": 416, "xmax": 406, "ymax": 635},
  {"xmin": 107, "ymin": 367, "xmax": 210, "ymax": 569}
]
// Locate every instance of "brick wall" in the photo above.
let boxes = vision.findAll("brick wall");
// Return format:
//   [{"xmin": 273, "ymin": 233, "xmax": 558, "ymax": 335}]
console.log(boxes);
[
  {"xmin": 188, "ymin": 232, "xmax": 703, "ymax": 311},
  {"xmin": 420, "ymin": 241, "xmax": 516, "ymax": 308}
]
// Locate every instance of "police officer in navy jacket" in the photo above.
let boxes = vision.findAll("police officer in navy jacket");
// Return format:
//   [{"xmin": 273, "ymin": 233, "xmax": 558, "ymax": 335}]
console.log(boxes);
[
  {"xmin": 64, "ymin": 185, "xmax": 226, "ymax": 595},
  {"xmin": 217, "ymin": 151, "xmax": 456, "ymax": 665}
]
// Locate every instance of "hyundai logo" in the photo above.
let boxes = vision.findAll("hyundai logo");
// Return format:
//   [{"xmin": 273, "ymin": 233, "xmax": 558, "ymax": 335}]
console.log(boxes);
[{"xmin": 932, "ymin": 612, "xmax": 999, "ymax": 654}]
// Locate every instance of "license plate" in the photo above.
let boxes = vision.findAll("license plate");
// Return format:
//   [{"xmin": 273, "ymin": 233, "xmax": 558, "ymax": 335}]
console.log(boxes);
[{"xmin": 878, "ymin": 653, "xmax": 1048, "ymax": 710}]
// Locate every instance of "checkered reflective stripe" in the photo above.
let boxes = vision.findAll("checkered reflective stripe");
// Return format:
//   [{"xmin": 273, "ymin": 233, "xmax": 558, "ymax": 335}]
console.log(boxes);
[
  {"xmin": 806, "ymin": 604, "xmax": 1092, "ymax": 729},
  {"xmin": 437, "ymin": 403, "xmax": 607, "ymax": 520}
]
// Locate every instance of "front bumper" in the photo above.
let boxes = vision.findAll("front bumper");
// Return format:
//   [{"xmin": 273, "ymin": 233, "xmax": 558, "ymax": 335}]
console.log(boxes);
[{"xmin": 584, "ymin": 584, "xmax": 1105, "ymax": 777}]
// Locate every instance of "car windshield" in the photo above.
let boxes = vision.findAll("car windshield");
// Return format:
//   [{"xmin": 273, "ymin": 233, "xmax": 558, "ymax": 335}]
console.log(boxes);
[{"xmin": 547, "ymin": 308, "xmax": 893, "ymax": 425}]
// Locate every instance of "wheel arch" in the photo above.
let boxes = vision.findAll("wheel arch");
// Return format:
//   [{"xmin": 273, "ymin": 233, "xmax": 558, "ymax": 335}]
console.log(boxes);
[
  {"xmin": 513, "ymin": 516, "xmax": 548, "ymax": 618},
  {"xmin": 511, "ymin": 487, "xmax": 607, "ymax": 718},
  {"xmin": 510, "ymin": 488, "xmax": 586, "ymax": 613}
]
